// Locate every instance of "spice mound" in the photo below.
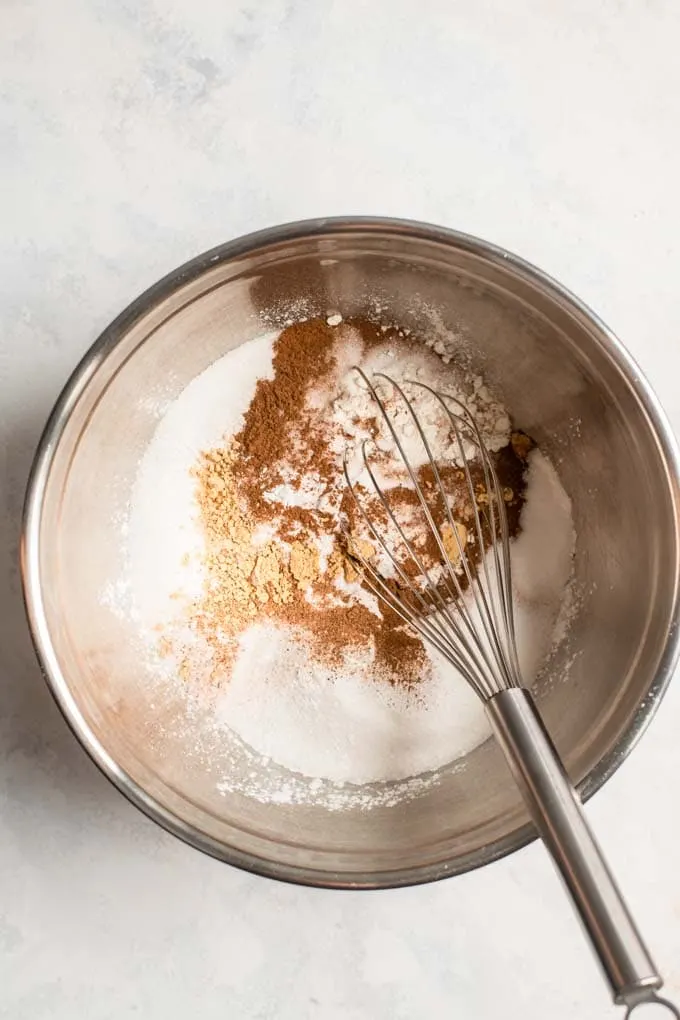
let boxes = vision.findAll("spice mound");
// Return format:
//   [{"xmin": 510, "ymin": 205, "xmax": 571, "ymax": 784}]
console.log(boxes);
[{"xmin": 162, "ymin": 317, "xmax": 527, "ymax": 690}]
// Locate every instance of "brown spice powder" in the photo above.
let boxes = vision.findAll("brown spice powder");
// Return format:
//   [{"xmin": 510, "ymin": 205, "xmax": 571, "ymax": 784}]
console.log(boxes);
[
  {"xmin": 232, "ymin": 318, "xmax": 338, "ymax": 525},
  {"xmin": 289, "ymin": 541, "xmax": 319, "ymax": 589}
]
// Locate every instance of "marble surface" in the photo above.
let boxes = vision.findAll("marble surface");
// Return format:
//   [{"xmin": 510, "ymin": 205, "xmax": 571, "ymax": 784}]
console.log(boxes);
[{"xmin": 2, "ymin": 1, "xmax": 680, "ymax": 1017}]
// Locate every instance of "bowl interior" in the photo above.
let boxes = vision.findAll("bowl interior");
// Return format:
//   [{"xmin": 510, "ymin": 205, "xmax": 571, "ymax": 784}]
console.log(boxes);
[{"xmin": 24, "ymin": 224, "xmax": 680, "ymax": 886}]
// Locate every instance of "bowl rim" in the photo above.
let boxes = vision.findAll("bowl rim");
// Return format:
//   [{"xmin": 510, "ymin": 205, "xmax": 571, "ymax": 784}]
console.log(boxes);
[{"xmin": 20, "ymin": 215, "xmax": 680, "ymax": 889}]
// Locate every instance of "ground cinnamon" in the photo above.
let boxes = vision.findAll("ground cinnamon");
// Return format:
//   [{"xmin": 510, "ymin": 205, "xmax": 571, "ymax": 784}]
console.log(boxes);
[{"xmin": 232, "ymin": 318, "xmax": 338, "ymax": 524}]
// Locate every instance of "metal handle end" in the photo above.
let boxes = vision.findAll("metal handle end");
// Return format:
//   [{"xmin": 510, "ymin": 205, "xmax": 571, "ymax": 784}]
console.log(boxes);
[{"xmin": 625, "ymin": 992, "xmax": 680, "ymax": 1018}]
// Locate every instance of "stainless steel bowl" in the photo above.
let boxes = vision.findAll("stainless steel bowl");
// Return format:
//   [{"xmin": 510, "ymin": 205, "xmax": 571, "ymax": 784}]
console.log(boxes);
[{"xmin": 21, "ymin": 217, "xmax": 680, "ymax": 888}]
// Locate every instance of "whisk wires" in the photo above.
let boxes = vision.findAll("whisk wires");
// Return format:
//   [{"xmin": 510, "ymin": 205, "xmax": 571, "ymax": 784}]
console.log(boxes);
[{"xmin": 342, "ymin": 369, "xmax": 523, "ymax": 701}]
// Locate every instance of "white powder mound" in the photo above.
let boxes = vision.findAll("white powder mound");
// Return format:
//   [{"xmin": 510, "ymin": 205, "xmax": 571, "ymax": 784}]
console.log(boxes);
[
  {"xmin": 114, "ymin": 322, "xmax": 576, "ymax": 798},
  {"xmin": 215, "ymin": 625, "xmax": 490, "ymax": 784},
  {"xmin": 334, "ymin": 345, "xmax": 511, "ymax": 487},
  {"xmin": 512, "ymin": 452, "xmax": 575, "ymax": 605}
]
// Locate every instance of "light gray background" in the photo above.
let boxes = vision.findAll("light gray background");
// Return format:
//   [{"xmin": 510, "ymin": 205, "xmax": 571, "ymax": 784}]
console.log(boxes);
[{"xmin": 2, "ymin": 2, "xmax": 679, "ymax": 1017}]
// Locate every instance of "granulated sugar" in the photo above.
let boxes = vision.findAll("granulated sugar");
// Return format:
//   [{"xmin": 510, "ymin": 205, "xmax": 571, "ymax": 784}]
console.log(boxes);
[
  {"xmin": 215, "ymin": 624, "xmax": 489, "ymax": 784},
  {"xmin": 112, "ymin": 316, "xmax": 575, "ymax": 805}
]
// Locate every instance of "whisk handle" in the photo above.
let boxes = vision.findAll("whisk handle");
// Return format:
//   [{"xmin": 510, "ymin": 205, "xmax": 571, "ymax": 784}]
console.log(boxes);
[{"xmin": 486, "ymin": 687, "xmax": 672, "ymax": 1013}]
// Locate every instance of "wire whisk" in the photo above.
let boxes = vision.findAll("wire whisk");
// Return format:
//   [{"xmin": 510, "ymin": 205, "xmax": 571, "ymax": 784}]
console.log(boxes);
[{"xmin": 343, "ymin": 368, "xmax": 679, "ymax": 1020}]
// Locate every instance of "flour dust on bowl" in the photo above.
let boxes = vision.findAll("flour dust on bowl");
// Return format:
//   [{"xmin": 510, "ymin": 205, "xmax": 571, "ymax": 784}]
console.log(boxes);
[{"xmin": 22, "ymin": 218, "xmax": 680, "ymax": 888}]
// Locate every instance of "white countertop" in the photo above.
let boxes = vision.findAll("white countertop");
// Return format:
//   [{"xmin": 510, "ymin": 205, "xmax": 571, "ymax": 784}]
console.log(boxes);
[{"xmin": 2, "ymin": 2, "xmax": 680, "ymax": 1017}]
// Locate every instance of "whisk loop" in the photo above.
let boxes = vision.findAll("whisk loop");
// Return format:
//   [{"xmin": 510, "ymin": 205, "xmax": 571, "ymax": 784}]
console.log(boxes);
[
  {"xmin": 625, "ymin": 995, "xmax": 680, "ymax": 1019},
  {"xmin": 342, "ymin": 367, "xmax": 520, "ymax": 699},
  {"xmin": 341, "ymin": 368, "xmax": 677, "ymax": 1018}
]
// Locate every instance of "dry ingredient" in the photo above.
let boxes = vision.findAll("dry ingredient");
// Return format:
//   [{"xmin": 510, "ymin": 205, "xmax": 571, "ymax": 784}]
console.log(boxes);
[{"xmin": 116, "ymin": 315, "xmax": 575, "ymax": 791}]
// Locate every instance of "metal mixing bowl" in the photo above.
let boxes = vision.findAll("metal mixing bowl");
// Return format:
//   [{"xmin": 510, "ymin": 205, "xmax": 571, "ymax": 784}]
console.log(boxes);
[{"xmin": 21, "ymin": 217, "xmax": 680, "ymax": 888}]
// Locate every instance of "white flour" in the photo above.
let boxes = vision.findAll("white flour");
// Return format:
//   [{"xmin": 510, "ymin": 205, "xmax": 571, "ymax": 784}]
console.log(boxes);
[{"xmin": 114, "ymin": 322, "xmax": 576, "ymax": 798}]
